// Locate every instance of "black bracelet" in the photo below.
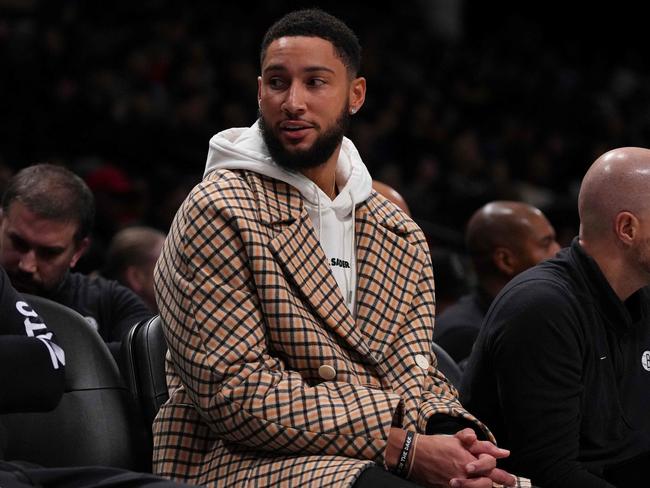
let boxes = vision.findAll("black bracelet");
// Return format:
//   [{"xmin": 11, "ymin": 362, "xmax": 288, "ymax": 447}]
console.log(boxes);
[{"xmin": 393, "ymin": 430, "xmax": 416, "ymax": 477}]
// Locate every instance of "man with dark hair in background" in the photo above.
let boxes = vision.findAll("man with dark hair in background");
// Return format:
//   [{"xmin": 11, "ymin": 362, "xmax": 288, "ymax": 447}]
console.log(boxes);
[
  {"xmin": 103, "ymin": 226, "xmax": 166, "ymax": 313},
  {"xmin": 153, "ymin": 8, "xmax": 528, "ymax": 488},
  {"xmin": 0, "ymin": 164, "xmax": 152, "ymax": 355},
  {"xmin": 434, "ymin": 201, "xmax": 560, "ymax": 365}
]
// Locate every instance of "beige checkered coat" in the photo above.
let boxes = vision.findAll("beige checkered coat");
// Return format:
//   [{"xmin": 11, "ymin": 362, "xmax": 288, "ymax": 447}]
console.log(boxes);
[{"xmin": 152, "ymin": 169, "xmax": 525, "ymax": 487}]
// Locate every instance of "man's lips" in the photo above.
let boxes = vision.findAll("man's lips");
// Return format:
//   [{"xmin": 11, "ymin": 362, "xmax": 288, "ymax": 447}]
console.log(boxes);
[{"xmin": 279, "ymin": 121, "xmax": 314, "ymax": 140}]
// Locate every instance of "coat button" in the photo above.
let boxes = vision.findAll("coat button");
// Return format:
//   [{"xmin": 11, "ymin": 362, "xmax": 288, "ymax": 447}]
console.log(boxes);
[
  {"xmin": 318, "ymin": 364, "xmax": 337, "ymax": 380},
  {"xmin": 415, "ymin": 354, "xmax": 429, "ymax": 370}
]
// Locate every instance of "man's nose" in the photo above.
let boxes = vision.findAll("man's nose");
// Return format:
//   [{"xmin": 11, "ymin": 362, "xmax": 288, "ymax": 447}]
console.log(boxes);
[
  {"xmin": 282, "ymin": 82, "xmax": 307, "ymax": 116},
  {"xmin": 18, "ymin": 250, "xmax": 37, "ymax": 273}
]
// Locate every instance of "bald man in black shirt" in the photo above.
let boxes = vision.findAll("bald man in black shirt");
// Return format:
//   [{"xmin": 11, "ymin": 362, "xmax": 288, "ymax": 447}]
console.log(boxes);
[{"xmin": 461, "ymin": 148, "xmax": 650, "ymax": 487}]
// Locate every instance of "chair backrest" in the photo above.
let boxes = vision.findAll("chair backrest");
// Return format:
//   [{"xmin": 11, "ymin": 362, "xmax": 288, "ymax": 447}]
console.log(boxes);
[
  {"xmin": 431, "ymin": 340, "xmax": 463, "ymax": 389},
  {"xmin": 0, "ymin": 295, "xmax": 148, "ymax": 470},
  {"xmin": 121, "ymin": 315, "xmax": 169, "ymax": 434}
]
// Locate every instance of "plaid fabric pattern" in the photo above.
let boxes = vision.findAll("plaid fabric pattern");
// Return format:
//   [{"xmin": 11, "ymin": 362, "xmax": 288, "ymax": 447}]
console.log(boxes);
[{"xmin": 152, "ymin": 169, "xmax": 530, "ymax": 487}]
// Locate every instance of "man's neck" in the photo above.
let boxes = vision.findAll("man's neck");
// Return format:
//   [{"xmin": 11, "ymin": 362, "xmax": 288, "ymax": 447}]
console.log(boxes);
[
  {"xmin": 300, "ymin": 149, "xmax": 340, "ymax": 200},
  {"xmin": 580, "ymin": 237, "xmax": 645, "ymax": 301},
  {"xmin": 478, "ymin": 275, "xmax": 508, "ymax": 302}
]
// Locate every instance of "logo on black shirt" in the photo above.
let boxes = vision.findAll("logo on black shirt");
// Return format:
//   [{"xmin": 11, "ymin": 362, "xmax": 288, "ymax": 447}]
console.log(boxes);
[{"xmin": 642, "ymin": 351, "xmax": 650, "ymax": 372}]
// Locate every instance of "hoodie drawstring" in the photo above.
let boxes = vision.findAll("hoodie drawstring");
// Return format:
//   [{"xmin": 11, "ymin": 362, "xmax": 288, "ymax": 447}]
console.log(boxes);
[
  {"xmin": 316, "ymin": 187, "xmax": 323, "ymax": 240},
  {"xmin": 347, "ymin": 188, "xmax": 356, "ymax": 315}
]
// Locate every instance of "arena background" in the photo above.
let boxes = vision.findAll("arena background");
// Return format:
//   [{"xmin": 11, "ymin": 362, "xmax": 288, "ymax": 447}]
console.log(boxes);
[{"xmin": 1, "ymin": 0, "xmax": 647, "ymax": 282}]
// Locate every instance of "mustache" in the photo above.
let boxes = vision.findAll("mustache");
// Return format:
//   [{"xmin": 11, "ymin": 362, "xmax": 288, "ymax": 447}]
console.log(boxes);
[{"xmin": 7, "ymin": 271, "xmax": 42, "ymax": 293}]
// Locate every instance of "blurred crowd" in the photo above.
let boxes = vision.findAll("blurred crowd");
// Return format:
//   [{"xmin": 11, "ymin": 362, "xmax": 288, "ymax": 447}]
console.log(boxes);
[{"xmin": 1, "ymin": 0, "xmax": 649, "ymax": 272}]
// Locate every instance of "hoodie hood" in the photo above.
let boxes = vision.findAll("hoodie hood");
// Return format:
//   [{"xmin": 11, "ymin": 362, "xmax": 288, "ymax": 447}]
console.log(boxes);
[
  {"xmin": 203, "ymin": 120, "xmax": 372, "ymax": 315},
  {"xmin": 204, "ymin": 120, "xmax": 372, "ymax": 217}
]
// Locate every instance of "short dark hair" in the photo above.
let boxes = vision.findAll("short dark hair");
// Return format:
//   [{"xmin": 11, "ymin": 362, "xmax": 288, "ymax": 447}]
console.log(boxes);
[
  {"xmin": 1, "ymin": 163, "xmax": 95, "ymax": 242},
  {"xmin": 260, "ymin": 8, "xmax": 361, "ymax": 77},
  {"xmin": 103, "ymin": 226, "xmax": 166, "ymax": 281}
]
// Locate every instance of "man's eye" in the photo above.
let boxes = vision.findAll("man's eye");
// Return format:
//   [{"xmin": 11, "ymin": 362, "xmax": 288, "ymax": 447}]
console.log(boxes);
[
  {"xmin": 309, "ymin": 78, "xmax": 326, "ymax": 87},
  {"xmin": 38, "ymin": 248, "xmax": 62, "ymax": 259},
  {"xmin": 10, "ymin": 235, "xmax": 28, "ymax": 252},
  {"xmin": 268, "ymin": 78, "xmax": 285, "ymax": 89}
]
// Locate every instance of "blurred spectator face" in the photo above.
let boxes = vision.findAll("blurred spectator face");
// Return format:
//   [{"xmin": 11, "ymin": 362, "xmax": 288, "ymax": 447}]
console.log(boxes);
[
  {"xmin": 511, "ymin": 211, "xmax": 561, "ymax": 275},
  {"xmin": 0, "ymin": 201, "xmax": 88, "ymax": 294},
  {"xmin": 104, "ymin": 226, "xmax": 166, "ymax": 313},
  {"xmin": 257, "ymin": 36, "xmax": 365, "ymax": 171},
  {"xmin": 138, "ymin": 239, "xmax": 163, "ymax": 311},
  {"xmin": 120, "ymin": 232, "xmax": 164, "ymax": 313}
]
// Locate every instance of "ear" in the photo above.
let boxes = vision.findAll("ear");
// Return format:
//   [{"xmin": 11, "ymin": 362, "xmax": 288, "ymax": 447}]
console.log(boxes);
[
  {"xmin": 492, "ymin": 246, "xmax": 518, "ymax": 277},
  {"xmin": 614, "ymin": 211, "xmax": 638, "ymax": 246},
  {"xmin": 348, "ymin": 76, "xmax": 366, "ymax": 115},
  {"xmin": 69, "ymin": 237, "xmax": 90, "ymax": 269},
  {"xmin": 257, "ymin": 76, "xmax": 263, "ymax": 107}
]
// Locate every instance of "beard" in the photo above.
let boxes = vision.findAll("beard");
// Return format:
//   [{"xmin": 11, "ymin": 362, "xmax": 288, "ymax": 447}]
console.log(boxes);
[
  {"xmin": 6, "ymin": 269, "xmax": 48, "ymax": 295},
  {"xmin": 258, "ymin": 105, "xmax": 350, "ymax": 172},
  {"xmin": 633, "ymin": 236, "xmax": 650, "ymax": 276}
]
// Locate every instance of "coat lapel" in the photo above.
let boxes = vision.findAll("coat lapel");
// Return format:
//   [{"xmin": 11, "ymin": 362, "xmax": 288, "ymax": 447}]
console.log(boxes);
[
  {"xmin": 251, "ymin": 173, "xmax": 368, "ymax": 355},
  {"xmin": 268, "ymin": 212, "xmax": 376, "ymax": 357},
  {"xmin": 257, "ymin": 174, "xmax": 425, "ymax": 364},
  {"xmin": 353, "ymin": 199, "xmax": 425, "ymax": 359}
]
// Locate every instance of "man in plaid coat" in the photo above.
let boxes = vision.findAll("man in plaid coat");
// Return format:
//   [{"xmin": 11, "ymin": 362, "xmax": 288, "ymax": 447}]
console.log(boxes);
[{"xmin": 153, "ymin": 9, "xmax": 529, "ymax": 488}]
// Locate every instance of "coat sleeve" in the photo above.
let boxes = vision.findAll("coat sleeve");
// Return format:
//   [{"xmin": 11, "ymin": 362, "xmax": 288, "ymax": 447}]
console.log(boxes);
[
  {"xmin": 400, "ymin": 237, "xmax": 494, "ymax": 440},
  {"xmin": 0, "ymin": 266, "xmax": 66, "ymax": 413},
  {"xmin": 155, "ymin": 176, "xmax": 402, "ymax": 464}
]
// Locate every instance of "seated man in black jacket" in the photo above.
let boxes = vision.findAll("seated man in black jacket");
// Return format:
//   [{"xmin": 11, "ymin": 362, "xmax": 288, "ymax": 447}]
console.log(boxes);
[
  {"xmin": 0, "ymin": 164, "xmax": 152, "ymax": 357},
  {"xmin": 434, "ymin": 201, "xmax": 560, "ymax": 366},
  {"xmin": 461, "ymin": 147, "xmax": 650, "ymax": 487},
  {"xmin": 0, "ymin": 265, "xmax": 191, "ymax": 488}
]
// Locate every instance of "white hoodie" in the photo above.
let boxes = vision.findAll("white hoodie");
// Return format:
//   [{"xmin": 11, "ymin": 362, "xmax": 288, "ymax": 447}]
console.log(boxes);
[{"xmin": 203, "ymin": 120, "xmax": 373, "ymax": 315}]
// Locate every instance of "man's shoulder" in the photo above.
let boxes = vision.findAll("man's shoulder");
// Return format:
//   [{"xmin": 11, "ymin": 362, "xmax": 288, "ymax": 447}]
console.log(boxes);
[
  {"xmin": 363, "ymin": 191, "xmax": 425, "ymax": 240},
  {"xmin": 199, "ymin": 169, "xmax": 293, "ymax": 197},
  {"xmin": 436, "ymin": 293, "xmax": 484, "ymax": 332},
  {"xmin": 186, "ymin": 170, "xmax": 299, "ymax": 221},
  {"xmin": 65, "ymin": 272, "xmax": 151, "ymax": 336},
  {"xmin": 66, "ymin": 272, "xmax": 147, "ymax": 307},
  {"xmin": 500, "ymin": 257, "xmax": 578, "ymax": 303},
  {"xmin": 190, "ymin": 169, "xmax": 257, "ymax": 203},
  {"xmin": 67, "ymin": 271, "xmax": 116, "ymax": 290},
  {"xmin": 40, "ymin": 272, "xmax": 142, "ymax": 336},
  {"xmin": 481, "ymin": 262, "xmax": 585, "ymax": 344}
]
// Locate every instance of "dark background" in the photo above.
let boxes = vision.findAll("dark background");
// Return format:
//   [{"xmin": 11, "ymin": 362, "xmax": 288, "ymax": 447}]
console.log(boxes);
[{"xmin": 1, "ymin": 0, "xmax": 647, "ymax": 271}]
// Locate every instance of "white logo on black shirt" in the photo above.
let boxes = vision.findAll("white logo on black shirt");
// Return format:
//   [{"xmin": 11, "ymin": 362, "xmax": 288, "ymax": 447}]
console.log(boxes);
[
  {"xmin": 642, "ymin": 351, "xmax": 650, "ymax": 372},
  {"xmin": 15, "ymin": 300, "xmax": 65, "ymax": 369}
]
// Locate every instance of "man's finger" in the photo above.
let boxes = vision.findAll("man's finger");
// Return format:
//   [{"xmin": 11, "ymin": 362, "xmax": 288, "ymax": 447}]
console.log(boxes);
[
  {"xmin": 454, "ymin": 428, "xmax": 478, "ymax": 446},
  {"xmin": 466, "ymin": 453, "xmax": 496, "ymax": 475},
  {"xmin": 486, "ymin": 467, "xmax": 517, "ymax": 487},
  {"xmin": 449, "ymin": 477, "xmax": 493, "ymax": 488},
  {"xmin": 466, "ymin": 439, "xmax": 510, "ymax": 459}
]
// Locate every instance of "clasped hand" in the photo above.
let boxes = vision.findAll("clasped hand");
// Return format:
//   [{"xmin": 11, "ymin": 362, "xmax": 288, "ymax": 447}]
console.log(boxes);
[{"xmin": 399, "ymin": 428, "xmax": 516, "ymax": 488}]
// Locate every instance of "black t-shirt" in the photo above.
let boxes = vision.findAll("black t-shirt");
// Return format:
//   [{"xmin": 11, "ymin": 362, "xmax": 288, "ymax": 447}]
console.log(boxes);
[
  {"xmin": 0, "ymin": 266, "xmax": 65, "ymax": 415},
  {"xmin": 434, "ymin": 288, "xmax": 492, "ymax": 364},
  {"xmin": 45, "ymin": 271, "xmax": 152, "ymax": 344},
  {"xmin": 461, "ymin": 239, "xmax": 650, "ymax": 488}
]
